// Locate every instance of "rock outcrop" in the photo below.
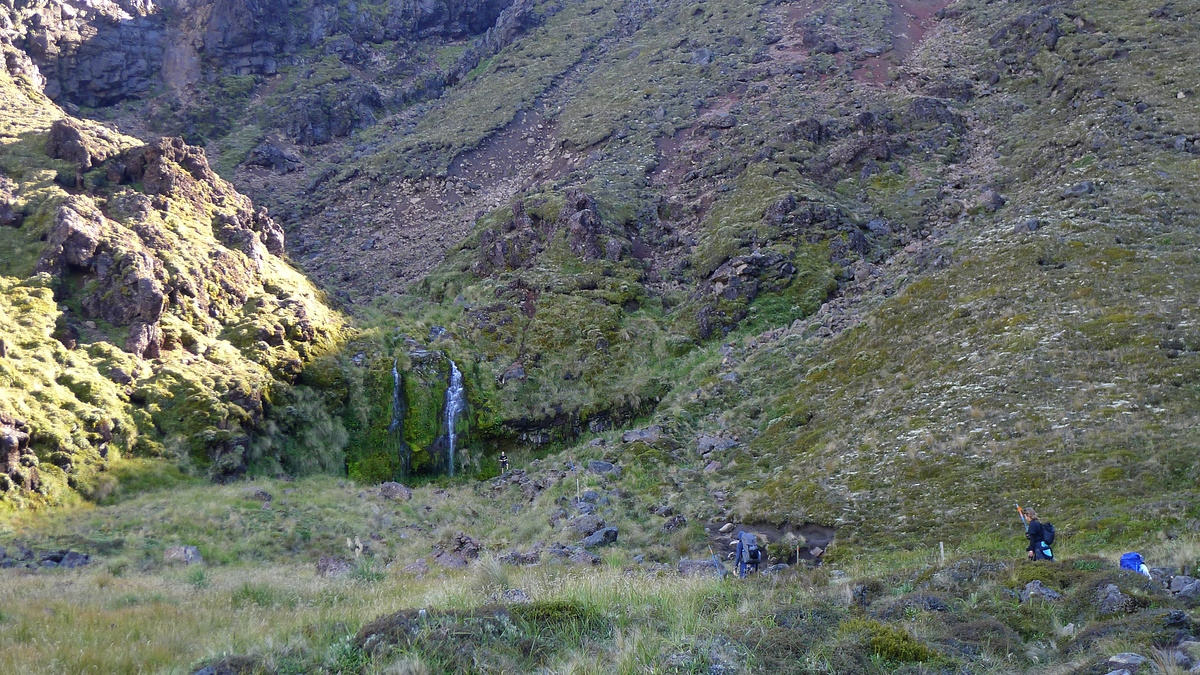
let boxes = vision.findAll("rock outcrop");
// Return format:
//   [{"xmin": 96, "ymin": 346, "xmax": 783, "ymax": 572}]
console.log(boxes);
[{"xmin": 0, "ymin": 413, "xmax": 38, "ymax": 492}]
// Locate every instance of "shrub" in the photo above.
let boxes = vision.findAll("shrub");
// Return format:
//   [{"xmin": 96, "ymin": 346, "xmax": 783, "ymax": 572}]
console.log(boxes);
[
  {"xmin": 510, "ymin": 600, "xmax": 605, "ymax": 634},
  {"xmin": 839, "ymin": 618, "xmax": 938, "ymax": 662}
]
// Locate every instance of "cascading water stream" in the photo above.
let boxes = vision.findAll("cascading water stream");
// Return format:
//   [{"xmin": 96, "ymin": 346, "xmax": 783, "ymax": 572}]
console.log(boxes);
[
  {"xmin": 388, "ymin": 358, "xmax": 401, "ymax": 433},
  {"xmin": 443, "ymin": 360, "xmax": 466, "ymax": 477},
  {"xmin": 387, "ymin": 358, "xmax": 412, "ymax": 476}
]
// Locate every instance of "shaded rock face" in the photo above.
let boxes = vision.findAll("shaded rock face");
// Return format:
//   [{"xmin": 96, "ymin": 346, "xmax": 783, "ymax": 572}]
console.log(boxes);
[
  {"xmin": 7, "ymin": 0, "xmax": 518, "ymax": 108},
  {"xmin": 274, "ymin": 82, "xmax": 383, "ymax": 146},
  {"xmin": 472, "ymin": 199, "xmax": 549, "ymax": 276},
  {"xmin": 561, "ymin": 189, "xmax": 607, "ymax": 261},
  {"xmin": 385, "ymin": 0, "xmax": 515, "ymax": 39},
  {"xmin": 20, "ymin": 0, "xmax": 168, "ymax": 106},
  {"xmin": 0, "ymin": 413, "xmax": 39, "ymax": 493},
  {"xmin": 0, "ymin": 176, "xmax": 22, "ymax": 228}
]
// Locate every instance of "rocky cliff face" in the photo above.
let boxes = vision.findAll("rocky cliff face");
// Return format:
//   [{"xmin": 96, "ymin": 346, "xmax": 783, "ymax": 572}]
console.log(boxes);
[
  {"xmin": 0, "ymin": 37, "xmax": 343, "ymax": 503},
  {"xmin": 0, "ymin": 0, "xmax": 518, "ymax": 108}
]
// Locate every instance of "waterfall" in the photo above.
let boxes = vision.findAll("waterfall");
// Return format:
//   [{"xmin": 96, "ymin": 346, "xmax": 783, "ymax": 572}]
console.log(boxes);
[
  {"xmin": 443, "ymin": 359, "xmax": 466, "ymax": 477},
  {"xmin": 388, "ymin": 359, "xmax": 401, "ymax": 433},
  {"xmin": 387, "ymin": 358, "xmax": 410, "ymax": 476}
]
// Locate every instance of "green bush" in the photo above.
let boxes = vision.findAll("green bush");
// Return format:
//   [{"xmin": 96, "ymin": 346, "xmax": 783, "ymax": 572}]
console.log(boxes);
[
  {"xmin": 510, "ymin": 600, "xmax": 606, "ymax": 634},
  {"xmin": 839, "ymin": 618, "xmax": 937, "ymax": 662}
]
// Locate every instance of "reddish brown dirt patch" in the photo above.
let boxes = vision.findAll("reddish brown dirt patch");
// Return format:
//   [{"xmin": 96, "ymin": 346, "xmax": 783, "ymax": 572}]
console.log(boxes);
[{"xmin": 853, "ymin": 0, "xmax": 954, "ymax": 83}]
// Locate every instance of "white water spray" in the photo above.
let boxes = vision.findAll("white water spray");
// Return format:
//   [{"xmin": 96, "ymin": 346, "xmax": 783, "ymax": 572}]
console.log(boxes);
[
  {"xmin": 388, "ymin": 358, "xmax": 401, "ymax": 433},
  {"xmin": 443, "ymin": 360, "xmax": 465, "ymax": 477}
]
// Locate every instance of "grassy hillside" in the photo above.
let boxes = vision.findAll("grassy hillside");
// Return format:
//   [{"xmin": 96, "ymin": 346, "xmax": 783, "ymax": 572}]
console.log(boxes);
[{"xmin": 1, "ymin": 0, "xmax": 1200, "ymax": 669}]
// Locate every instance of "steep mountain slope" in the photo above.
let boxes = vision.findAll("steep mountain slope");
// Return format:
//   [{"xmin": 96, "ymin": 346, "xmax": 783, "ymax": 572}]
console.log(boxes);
[
  {"xmin": 0, "ymin": 0, "xmax": 1198, "ymax": 549},
  {"xmin": 3, "ymin": 0, "xmax": 1200, "ymax": 671}
]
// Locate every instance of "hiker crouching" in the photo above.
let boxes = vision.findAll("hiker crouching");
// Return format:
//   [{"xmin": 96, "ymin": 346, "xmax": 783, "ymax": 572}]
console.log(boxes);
[{"xmin": 1024, "ymin": 508, "xmax": 1054, "ymax": 561}]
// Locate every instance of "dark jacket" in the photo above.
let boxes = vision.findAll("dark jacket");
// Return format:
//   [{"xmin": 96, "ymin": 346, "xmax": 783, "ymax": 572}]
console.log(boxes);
[{"xmin": 1026, "ymin": 520, "xmax": 1050, "ymax": 559}]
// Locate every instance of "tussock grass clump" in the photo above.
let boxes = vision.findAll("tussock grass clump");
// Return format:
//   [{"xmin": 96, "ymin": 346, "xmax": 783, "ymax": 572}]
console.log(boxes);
[
  {"xmin": 839, "ymin": 617, "xmax": 940, "ymax": 663},
  {"xmin": 510, "ymin": 599, "xmax": 606, "ymax": 635}
]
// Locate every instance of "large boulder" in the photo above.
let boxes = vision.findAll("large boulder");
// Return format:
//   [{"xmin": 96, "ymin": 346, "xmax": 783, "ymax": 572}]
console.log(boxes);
[
  {"xmin": 46, "ymin": 119, "xmax": 115, "ymax": 171},
  {"xmin": 582, "ymin": 526, "xmax": 618, "ymax": 548},
  {"xmin": 568, "ymin": 515, "xmax": 605, "ymax": 537},
  {"xmin": 380, "ymin": 482, "xmax": 412, "ymax": 501}
]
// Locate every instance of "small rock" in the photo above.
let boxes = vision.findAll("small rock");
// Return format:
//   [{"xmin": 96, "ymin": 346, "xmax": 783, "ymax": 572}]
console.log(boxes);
[
  {"xmin": 1170, "ymin": 575, "xmax": 1197, "ymax": 592},
  {"xmin": 662, "ymin": 515, "xmax": 687, "ymax": 531},
  {"xmin": 719, "ymin": 523, "xmax": 735, "ymax": 533},
  {"xmin": 432, "ymin": 550, "xmax": 468, "ymax": 569},
  {"xmin": 244, "ymin": 489, "xmax": 272, "ymax": 502},
  {"xmin": 582, "ymin": 527, "xmax": 618, "ymax": 548},
  {"xmin": 59, "ymin": 551, "xmax": 91, "ymax": 569},
  {"xmin": 1063, "ymin": 181, "xmax": 1096, "ymax": 198},
  {"xmin": 316, "ymin": 556, "xmax": 352, "ymax": 578},
  {"xmin": 1106, "ymin": 653, "xmax": 1147, "ymax": 671},
  {"xmin": 548, "ymin": 508, "xmax": 568, "ymax": 526},
  {"xmin": 1096, "ymin": 583, "xmax": 1133, "ymax": 615},
  {"xmin": 402, "ymin": 558, "xmax": 429, "ymax": 576},
  {"xmin": 814, "ymin": 39, "xmax": 839, "ymax": 54},
  {"xmin": 380, "ymin": 482, "xmax": 412, "ymax": 501},
  {"xmin": 1013, "ymin": 217, "xmax": 1041, "ymax": 234},
  {"xmin": 587, "ymin": 460, "xmax": 619, "ymax": 475},
  {"xmin": 498, "ymin": 588, "xmax": 531, "ymax": 604},
  {"xmin": 697, "ymin": 435, "xmax": 738, "ymax": 454},
  {"xmin": 581, "ymin": 490, "xmax": 600, "ymax": 503},
  {"xmin": 1020, "ymin": 580, "xmax": 1063, "ymax": 603},
  {"xmin": 704, "ymin": 461, "xmax": 722, "ymax": 473},
  {"xmin": 1103, "ymin": 670, "xmax": 1131, "ymax": 675},
  {"xmin": 569, "ymin": 549, "xmax": 601, "ymax": 565},
  {"xmin": 979, "ymin": 188, "xmax": 1006, "ymax": 211},
  {"xmin": 1150, "ymin": 567, "xmax": 1176, "ymax": 585},
  {"xmin": 164, "ymin": 546, "xmax": 203, "ymax": 565},
  {"xmin": 621, "ymin": 426, "xmax": 664, "ymax": 444},
  {"xmin": 1177, "ymin": 580, "xmax": 1200, "ymax": 600}
]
